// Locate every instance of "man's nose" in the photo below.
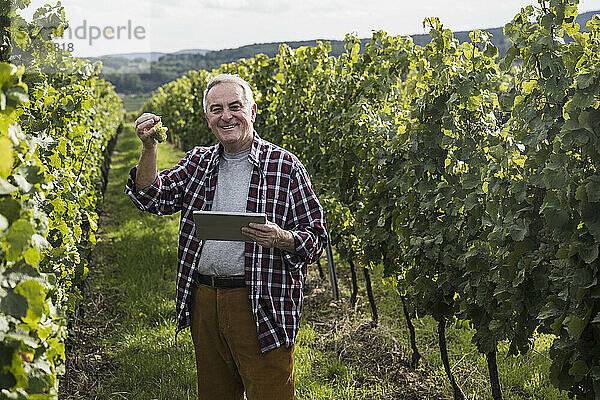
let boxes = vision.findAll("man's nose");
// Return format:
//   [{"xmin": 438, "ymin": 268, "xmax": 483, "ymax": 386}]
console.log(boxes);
[{"xmin": 221, "ymin": 109, "xmax": 233, "ymax": 120}]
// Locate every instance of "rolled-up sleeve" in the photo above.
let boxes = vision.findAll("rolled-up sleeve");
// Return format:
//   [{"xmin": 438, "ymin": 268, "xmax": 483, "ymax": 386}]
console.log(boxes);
[
  {"xmin": 124, "ymin": 147, "xmax": 199, "ymax": 215},
  {"xmin": 124, "ymin": 167, "xmax": 162, "ymax": 211},
  {"xmin": 283, "ymin": 164, "xmax": 328, "ymax": 267}
]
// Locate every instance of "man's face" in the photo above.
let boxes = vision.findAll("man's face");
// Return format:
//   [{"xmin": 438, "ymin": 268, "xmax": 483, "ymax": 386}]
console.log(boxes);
[{"xmin": 204, "ymin": 82, "xmax": 257, "ymax": 153}]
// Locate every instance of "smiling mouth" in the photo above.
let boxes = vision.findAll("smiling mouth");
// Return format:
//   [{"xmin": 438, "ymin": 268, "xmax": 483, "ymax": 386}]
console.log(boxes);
[{"xmin": 220, "ymin": 124, "xmax": 238, "ymax": 130}]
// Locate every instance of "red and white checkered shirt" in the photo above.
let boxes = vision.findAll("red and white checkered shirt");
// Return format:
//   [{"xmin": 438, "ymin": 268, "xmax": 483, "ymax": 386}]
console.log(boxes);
[{"xmin": 124, "ymin": 133, "xmax": 328, "ymax": 352}]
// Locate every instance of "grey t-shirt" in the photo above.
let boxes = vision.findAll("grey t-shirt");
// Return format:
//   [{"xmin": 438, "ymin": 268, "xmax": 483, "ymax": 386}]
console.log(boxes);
[{"xmin": 196, "ymin": 148, "xmax": 253, "ymax": 276}]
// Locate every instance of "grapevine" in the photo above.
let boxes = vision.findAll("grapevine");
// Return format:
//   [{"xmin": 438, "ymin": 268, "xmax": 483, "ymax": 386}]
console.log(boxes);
[{"xmin": 0, "ymin": 1, "xmax": 122, "ymax": 397}]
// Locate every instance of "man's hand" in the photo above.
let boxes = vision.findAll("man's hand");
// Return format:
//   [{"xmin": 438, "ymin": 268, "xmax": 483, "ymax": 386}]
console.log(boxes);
[
  {"xmin": 134, "ymin": 113, "xmax": 160, "ymax": 190},
  {"xmin": 134, "ymin": 113, "xmax": 161, "ymax": 149},
  {"xmin": 242, "ymin": 221, "xmax": 297, "ymax": 254}
]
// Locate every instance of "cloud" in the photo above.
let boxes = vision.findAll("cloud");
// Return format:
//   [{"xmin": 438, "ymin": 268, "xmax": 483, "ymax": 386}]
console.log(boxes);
[
  {"xmin": 199, "ymin": 0, "xmax": 292, "ymax": 13},
  {"xmin": 294, "ymin": 0, "xmax": 372, "ymax": 19}
]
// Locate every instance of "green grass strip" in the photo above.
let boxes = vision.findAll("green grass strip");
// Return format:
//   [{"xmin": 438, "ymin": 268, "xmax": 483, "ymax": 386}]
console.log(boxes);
[{"xmin": 92, "ymin": 126, "xmax": 197, "ymax": 398}]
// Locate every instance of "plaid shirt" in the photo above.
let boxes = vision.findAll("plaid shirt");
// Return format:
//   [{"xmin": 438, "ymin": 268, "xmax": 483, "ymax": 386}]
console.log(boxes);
[{"xmin": 124, "ymin": 133, "xmax": 327, "ymax": 352}]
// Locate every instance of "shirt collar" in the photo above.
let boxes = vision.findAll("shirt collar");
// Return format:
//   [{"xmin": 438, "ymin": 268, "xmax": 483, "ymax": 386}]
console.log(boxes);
[{"xmin": 248, "ymin": 131, "xmax": 265, "ymax": 173}]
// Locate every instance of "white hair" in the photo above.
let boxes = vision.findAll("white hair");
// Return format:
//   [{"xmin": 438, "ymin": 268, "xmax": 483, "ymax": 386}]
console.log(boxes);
[{"xmin": 203, "ymin": 74, "xmax": 255, "ymax": 115}]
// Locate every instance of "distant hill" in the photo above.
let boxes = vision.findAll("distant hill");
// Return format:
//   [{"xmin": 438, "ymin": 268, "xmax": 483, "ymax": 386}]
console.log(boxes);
[
  {"xmin": 90, "ymin": 49, "xmax": 211, "ymax": 61},
  {"xmin": 575, "ymin": 9, "xmax": 598, "ymax": 30},
  {"xmin": 91, "ymin": 52, "xmax": 166, "ymax": 62},
  {"xmin": 99, "ymin": 10, "xmax": 598, "ymax": 95},
  {"xmin": 171, "ymin": 49, "xmax": 211, "ymax": 56},
  {"xmin": 84, "ymin": 49, "xmax": 212, "ymax": 78}
]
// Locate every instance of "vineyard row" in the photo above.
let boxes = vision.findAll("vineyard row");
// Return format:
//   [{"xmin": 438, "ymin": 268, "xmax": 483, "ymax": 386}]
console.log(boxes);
[
  {"xmin": 1, "ymin": 1, "xmax": 123, "ymax": 397},
  {"xmin": 143, "ymin": 1, "xmax": 600, "ymax": 398}
]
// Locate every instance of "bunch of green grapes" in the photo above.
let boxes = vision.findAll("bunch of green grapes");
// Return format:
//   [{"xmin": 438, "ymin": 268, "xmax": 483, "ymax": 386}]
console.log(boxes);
[{"xmin": 152, "ymin": 121, "xmax": 168, "ymax": 143}]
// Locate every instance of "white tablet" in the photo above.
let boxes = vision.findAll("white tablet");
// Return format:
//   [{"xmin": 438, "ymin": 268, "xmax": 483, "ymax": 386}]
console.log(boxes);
[{"xmin": 192, "ymin": 210, "xmax": 267, "ymax": 242}]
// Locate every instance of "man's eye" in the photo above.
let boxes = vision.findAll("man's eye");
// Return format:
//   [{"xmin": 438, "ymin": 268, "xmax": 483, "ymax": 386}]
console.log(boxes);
[{"xmin": 230, "ymin": 106, "xmax": 241, "ymax": 111}]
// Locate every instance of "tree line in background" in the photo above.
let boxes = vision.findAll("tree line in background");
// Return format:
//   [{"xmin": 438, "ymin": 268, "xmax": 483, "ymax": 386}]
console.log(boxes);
[
  {"xmin": 0, "ymin": 0, "xmax": 122, "ymax": 397},
  {"xmin": 99, "ymin": 10, "xmax": 598, "ymax": 95},
  {"xmin": 143, "ymin": 1, "xmax": 600, "ymax": 399}
]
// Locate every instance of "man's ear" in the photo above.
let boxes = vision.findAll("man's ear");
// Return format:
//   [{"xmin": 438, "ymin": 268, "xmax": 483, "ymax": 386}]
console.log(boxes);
[{"xmin": 251, "ymin": 103, "xmax": 257, "ymax": 123}]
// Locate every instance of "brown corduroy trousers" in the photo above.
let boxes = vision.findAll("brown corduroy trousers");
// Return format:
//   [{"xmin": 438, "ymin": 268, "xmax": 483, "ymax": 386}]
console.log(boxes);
[{"xmin": 190, "ymin": 283, "xmax": 295, "ymax": 400}]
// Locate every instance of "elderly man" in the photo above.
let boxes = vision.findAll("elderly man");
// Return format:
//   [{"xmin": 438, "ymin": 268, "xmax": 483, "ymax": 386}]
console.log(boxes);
[{"xmin": 125, "ymin": 74, "xmax": 327, "ymax": 400}]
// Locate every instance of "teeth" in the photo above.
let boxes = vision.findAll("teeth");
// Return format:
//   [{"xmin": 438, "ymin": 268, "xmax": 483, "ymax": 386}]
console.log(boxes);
[{"xmin": 222, "ymin": 125, "xmax": 236, "ymax": 129}]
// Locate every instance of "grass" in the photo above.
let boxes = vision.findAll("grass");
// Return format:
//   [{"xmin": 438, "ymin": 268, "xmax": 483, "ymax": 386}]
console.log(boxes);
[
  {"xmin": 325, "ymin": 260, "xmax": 571, "ymax": 400},
  {"xmin": 96, "ymin": 127, "xmax": 197, "ymax": 399},
  {"xmin": 60, "ymin": 125, "xmax": 196, "ymax": 399},
  {"xmin": 60, "ymin": 125, "xmax": 570, "ymax": 399}
]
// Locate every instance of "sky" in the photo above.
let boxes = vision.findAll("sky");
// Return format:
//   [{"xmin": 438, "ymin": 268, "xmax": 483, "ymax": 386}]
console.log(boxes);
[{"xmin": 20, "ymin": 0, "xmax": 600, "ymax": 57}]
